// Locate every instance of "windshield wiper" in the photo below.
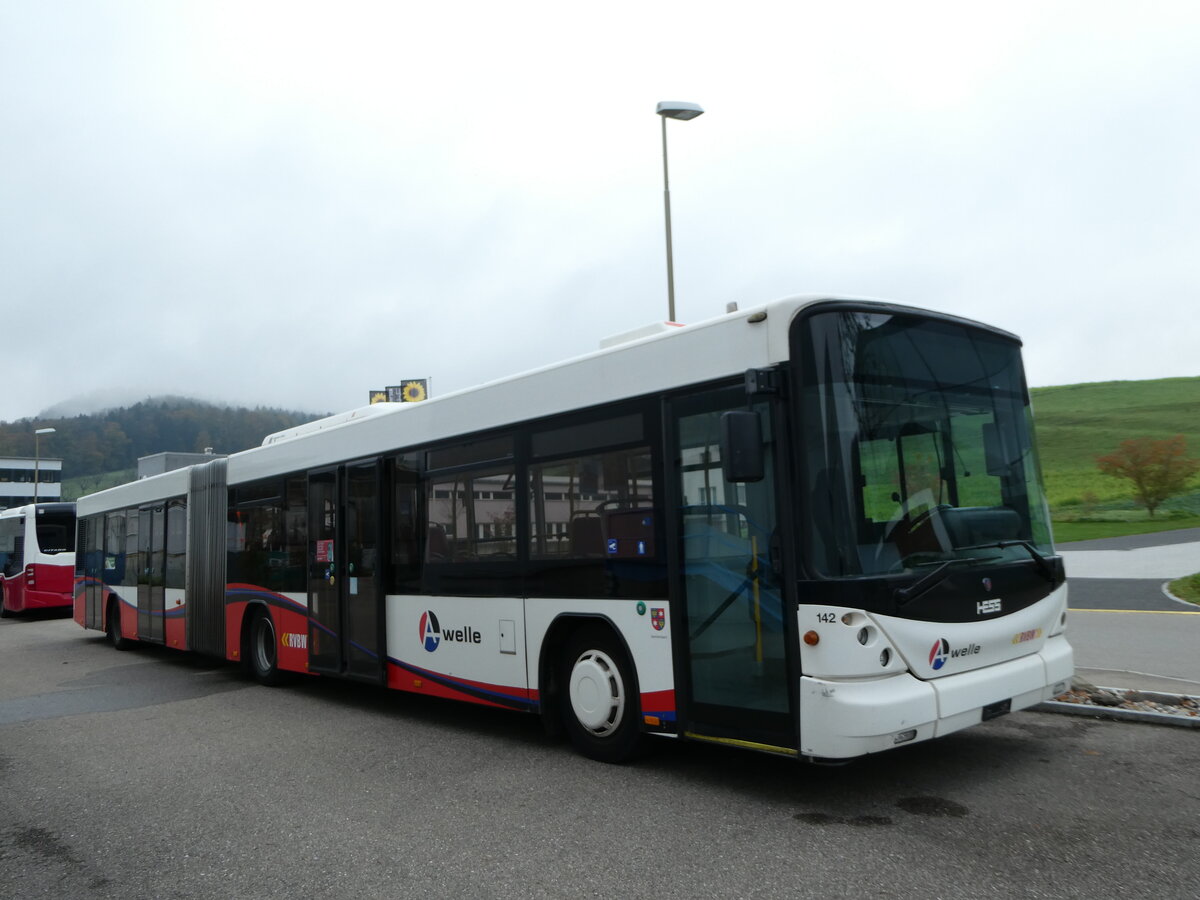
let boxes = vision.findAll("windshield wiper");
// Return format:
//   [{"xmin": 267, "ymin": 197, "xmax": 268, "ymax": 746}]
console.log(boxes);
[
  {"xmin": 962, "ymin": 540, "xmax": 1056, "ymax": 584},
  {"xmin": 894, "ymin": 557, "xmax": 990, "ymax": 607}
]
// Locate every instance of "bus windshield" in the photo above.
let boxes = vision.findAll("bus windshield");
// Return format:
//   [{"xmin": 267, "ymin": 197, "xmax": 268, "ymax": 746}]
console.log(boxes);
[
  {"xmin": 36, "ymin": 510, "xmax": 76, "ymax": 555},
  {"xmin": 796, "ymin": 308, "xmax": 1053, "ymax": 578}
]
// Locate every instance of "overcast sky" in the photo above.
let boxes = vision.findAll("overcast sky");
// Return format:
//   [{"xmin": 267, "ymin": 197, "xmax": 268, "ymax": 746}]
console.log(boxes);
[{"xmin": 2, "ymin": 1, "xmax": 1197, "ymax": 423}]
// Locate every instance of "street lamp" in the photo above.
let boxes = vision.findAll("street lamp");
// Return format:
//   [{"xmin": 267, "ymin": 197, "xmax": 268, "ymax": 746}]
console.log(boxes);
[
  {"xmin": 656, "ymin": 100, "xmax": 704, "ymax": 323},
  {"xmin": 34, "ymin": 427, "xmax": 55, "ymax": 504}
]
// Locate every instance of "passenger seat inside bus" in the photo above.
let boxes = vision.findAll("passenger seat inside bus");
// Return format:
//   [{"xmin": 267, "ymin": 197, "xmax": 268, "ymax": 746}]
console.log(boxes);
[
  {"xmin": 427, "ymin": 523, "xmax": 449, "ymax": 561},
  {"xmin": 569, "ymin": 515, "xmax": 604, "ymax": 557}
]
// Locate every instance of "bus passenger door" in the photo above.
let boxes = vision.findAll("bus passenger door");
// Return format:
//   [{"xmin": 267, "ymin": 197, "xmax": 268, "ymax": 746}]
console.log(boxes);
[
  {"xmin": 98, "ymin": 512, "xmax": 125, "ymax": 630},
  {"xmin": 308, "ymin": 470, "xmax": 341, "ymax": 674},
  {"xmin": 136, "ymin": 505, "xmax": 166, "ymax": 643},
  {"xmin": 82, "ymin": 516, "xmax": 103, "ymax": 629},
  {"xmin": 671, "ymin": 389, "xmax": 794, "ymax": 749},
  {"xmin": 307, "ymin": 462, "xmax": 385, "ymax": 683}
]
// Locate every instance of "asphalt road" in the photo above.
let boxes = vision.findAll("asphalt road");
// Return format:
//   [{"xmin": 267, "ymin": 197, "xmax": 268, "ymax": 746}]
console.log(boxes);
[
  {"xmin": 1068, "ymin": 577, "xmax": 1184, "ymax": 612},
  {"xmin": 1059, "ymin": 527, "xmax": 1200, "ymax": 551},
  {"xmin": 1057, "ymin": 528, "xmax": 1200, "ymax": 691},
  {"xmin": 1061, "ymin": 526, "xmax": 1199, "ymax": 611},
  {"xmin": 2, "ymin": 614, "xmax": 1198, "ymax": 899}
]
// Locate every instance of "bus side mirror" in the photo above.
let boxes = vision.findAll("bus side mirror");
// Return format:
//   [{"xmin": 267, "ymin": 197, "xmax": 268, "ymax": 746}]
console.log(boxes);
[{"xmin": 720, "ymin": 411, "xmax": 765, "ymax": 483}]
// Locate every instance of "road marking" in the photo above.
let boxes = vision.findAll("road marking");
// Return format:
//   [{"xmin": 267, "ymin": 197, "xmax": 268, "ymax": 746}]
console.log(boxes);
[{"xmin": 1071, "ymin": 608, "xmax": 1200, "ymax": 615}]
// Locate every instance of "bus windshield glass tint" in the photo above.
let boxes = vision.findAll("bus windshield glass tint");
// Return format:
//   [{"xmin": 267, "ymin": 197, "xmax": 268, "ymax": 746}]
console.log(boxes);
[
  {"xmin": 36, "ymin": 511, "xmax": 76, "ymax": 554},
  {"xmin": 796, "ymin": 309, "xmax": 1052, "ymax": 578}
]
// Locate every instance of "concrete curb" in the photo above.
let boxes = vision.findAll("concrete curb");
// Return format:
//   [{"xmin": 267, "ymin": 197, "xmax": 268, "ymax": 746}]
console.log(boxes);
[
  {"xmin": 1034, "ymin": 686, "xmax": 1200, "ymax": 728},
  {"xmin": 1161, "ymin": 580, "xmax": 1200, "ymax": 610}
]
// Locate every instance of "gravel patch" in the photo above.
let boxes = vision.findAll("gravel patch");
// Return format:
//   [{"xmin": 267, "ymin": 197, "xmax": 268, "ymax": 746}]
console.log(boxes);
[{"xmin": 1035, "ymin": 676, "xmax": 1200, "ymax": 727}]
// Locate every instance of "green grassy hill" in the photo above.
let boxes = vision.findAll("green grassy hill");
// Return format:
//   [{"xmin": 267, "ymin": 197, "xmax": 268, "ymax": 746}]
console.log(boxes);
[
  {"xmin": 62, "ymin": 469, "xmax": 137, "ymax": 501},
  {"xmin": 1031, "ymin": 376, "xmax": 1200, "ymax": 526}
]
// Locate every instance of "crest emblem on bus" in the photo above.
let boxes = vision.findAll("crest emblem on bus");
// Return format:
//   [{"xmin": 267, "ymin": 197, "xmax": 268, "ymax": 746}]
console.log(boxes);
[
  {"xmin": 651, "ymin": 607, "xmax": 665, "ymax": 631},
  {"xmin": 419, "ymin": 610, "xmax": 442, "ymax": 652},
  {"xmin": 982, "ymin": 577, "xmax": 993, "ymax": 592}
]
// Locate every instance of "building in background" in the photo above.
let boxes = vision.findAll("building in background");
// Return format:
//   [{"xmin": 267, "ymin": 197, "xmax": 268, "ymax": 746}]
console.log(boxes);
[
  {"xmin": 0, "ymin": 457, "xmax": 63, "ymax": 510},
  {"xmin": 137, "ymin": 450, "xmax": 226, "ymax": 479}
]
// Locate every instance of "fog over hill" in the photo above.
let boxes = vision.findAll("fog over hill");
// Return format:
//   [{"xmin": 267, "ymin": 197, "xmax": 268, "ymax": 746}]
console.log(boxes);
[{"xmin": 35, "ymin": 391, "xmax": 218, "ymax": 421}]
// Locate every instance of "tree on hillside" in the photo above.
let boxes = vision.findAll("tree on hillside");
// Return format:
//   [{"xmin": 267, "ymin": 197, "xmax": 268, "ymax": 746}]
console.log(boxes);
[
  {"xmin": 1096, "ymin": 435, "xmax": 1200, "ymax": 517},
  {"xmin": 0, "ymin": 399, "xmax": 322, "ymax": 481}
]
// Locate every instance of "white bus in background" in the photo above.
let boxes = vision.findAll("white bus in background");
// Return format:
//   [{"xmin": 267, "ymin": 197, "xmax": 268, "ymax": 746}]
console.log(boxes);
[
  {"xmin": 74, "ymin": 296, "xmax": 1072, "ymax": 763},
  {"xmin": 0, "ymin": 502, "xmax": 76, "ymax": 616}
]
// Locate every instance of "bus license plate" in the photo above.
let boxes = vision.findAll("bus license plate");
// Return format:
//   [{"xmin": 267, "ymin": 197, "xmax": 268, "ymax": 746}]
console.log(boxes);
[{"xmin": 982, "ymin": 699, "xmax": 1012, "ymax": 721}]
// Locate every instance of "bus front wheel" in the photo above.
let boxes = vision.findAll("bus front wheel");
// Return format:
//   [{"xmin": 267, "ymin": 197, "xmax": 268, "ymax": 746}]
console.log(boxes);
[{"xmin": 560, "ymin": 625, "xmax": 644, "ymax": 763}]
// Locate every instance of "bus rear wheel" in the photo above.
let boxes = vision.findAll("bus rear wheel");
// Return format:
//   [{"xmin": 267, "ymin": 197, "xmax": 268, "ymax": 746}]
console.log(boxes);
[
  {"xmin": 560, "ymin": 625, "xmax": 644, "ymax": 763},
  {"xmin": 249, "ymin": 610, "xmax": 288, "ymax": 686},
  {"xmin": 107, "ymin": 599, "xmax": 135, "ymax": 651}
]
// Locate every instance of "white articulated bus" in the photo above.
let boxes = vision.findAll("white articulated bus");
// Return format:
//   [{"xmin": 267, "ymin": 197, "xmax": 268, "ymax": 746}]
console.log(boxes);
[{"xmin": 74, "ymin": 297, "xmax": 1072, "ymax": 762}]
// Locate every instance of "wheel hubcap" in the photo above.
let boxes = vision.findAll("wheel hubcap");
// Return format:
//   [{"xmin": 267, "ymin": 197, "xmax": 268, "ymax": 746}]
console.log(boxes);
[{"xmin": 568, "ymin": 649, "xmax": 625, "ymax": 736}]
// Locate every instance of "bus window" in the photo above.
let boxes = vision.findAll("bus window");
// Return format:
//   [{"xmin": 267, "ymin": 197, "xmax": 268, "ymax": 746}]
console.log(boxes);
[
  {"xmin": 123, "ymin": 510, "xmax": 139, "ymax": 589},
  {"xmin": 0, "ymin": 516, "xmax": 20, "ymax": 576},
  {"xmin": 528, "ymin": 447, "xmax": 654, "ymax": 560},
  {"xmin": 104, "ymin": 511, "xmax": 126, "ymax": 585},
  {"xmin": 166, "ymin": 501, "xmax": 187, "ymax": 590},
  {"xmin": 283, "ymin": 476, "xmax": 307, "ymax": 592},
  {"xmin": 389, "ymin": 456, "xmax": 421, "ymax": 592},
  {"xmin": 427, "ymin": 467, "xmax": 516, "ymax": 562},
  {"xmin": 229, "ymin": 481, "xmax": 295, "ymax": 592}
]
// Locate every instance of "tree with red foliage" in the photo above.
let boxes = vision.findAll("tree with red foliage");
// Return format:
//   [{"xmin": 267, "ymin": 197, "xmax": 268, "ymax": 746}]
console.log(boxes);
[{"xmin": 1096, "ymin": 435, "xmax": 1200, "ymax": 517}]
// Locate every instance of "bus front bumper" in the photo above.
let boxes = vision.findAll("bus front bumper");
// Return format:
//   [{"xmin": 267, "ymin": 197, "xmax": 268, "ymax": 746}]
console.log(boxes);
[{"xmin": 797, "ymin": 634, "xmax": 1073, "ymax": 760}]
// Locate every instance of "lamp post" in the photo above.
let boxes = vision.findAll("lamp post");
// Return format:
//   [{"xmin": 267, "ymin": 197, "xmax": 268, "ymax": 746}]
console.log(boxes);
[
  {"xmin": 34, "ymin": 427, "xmax": 55, "ymax": 504},
  {"xmin": 656, "ymin": 100, "xmax": 704, "ymax": 323}
]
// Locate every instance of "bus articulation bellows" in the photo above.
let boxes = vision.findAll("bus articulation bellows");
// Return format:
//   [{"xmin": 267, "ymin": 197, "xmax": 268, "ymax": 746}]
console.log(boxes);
[{"xmin": 74, "ymin": 297, "xmax": 1072, "ymax": 762}]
